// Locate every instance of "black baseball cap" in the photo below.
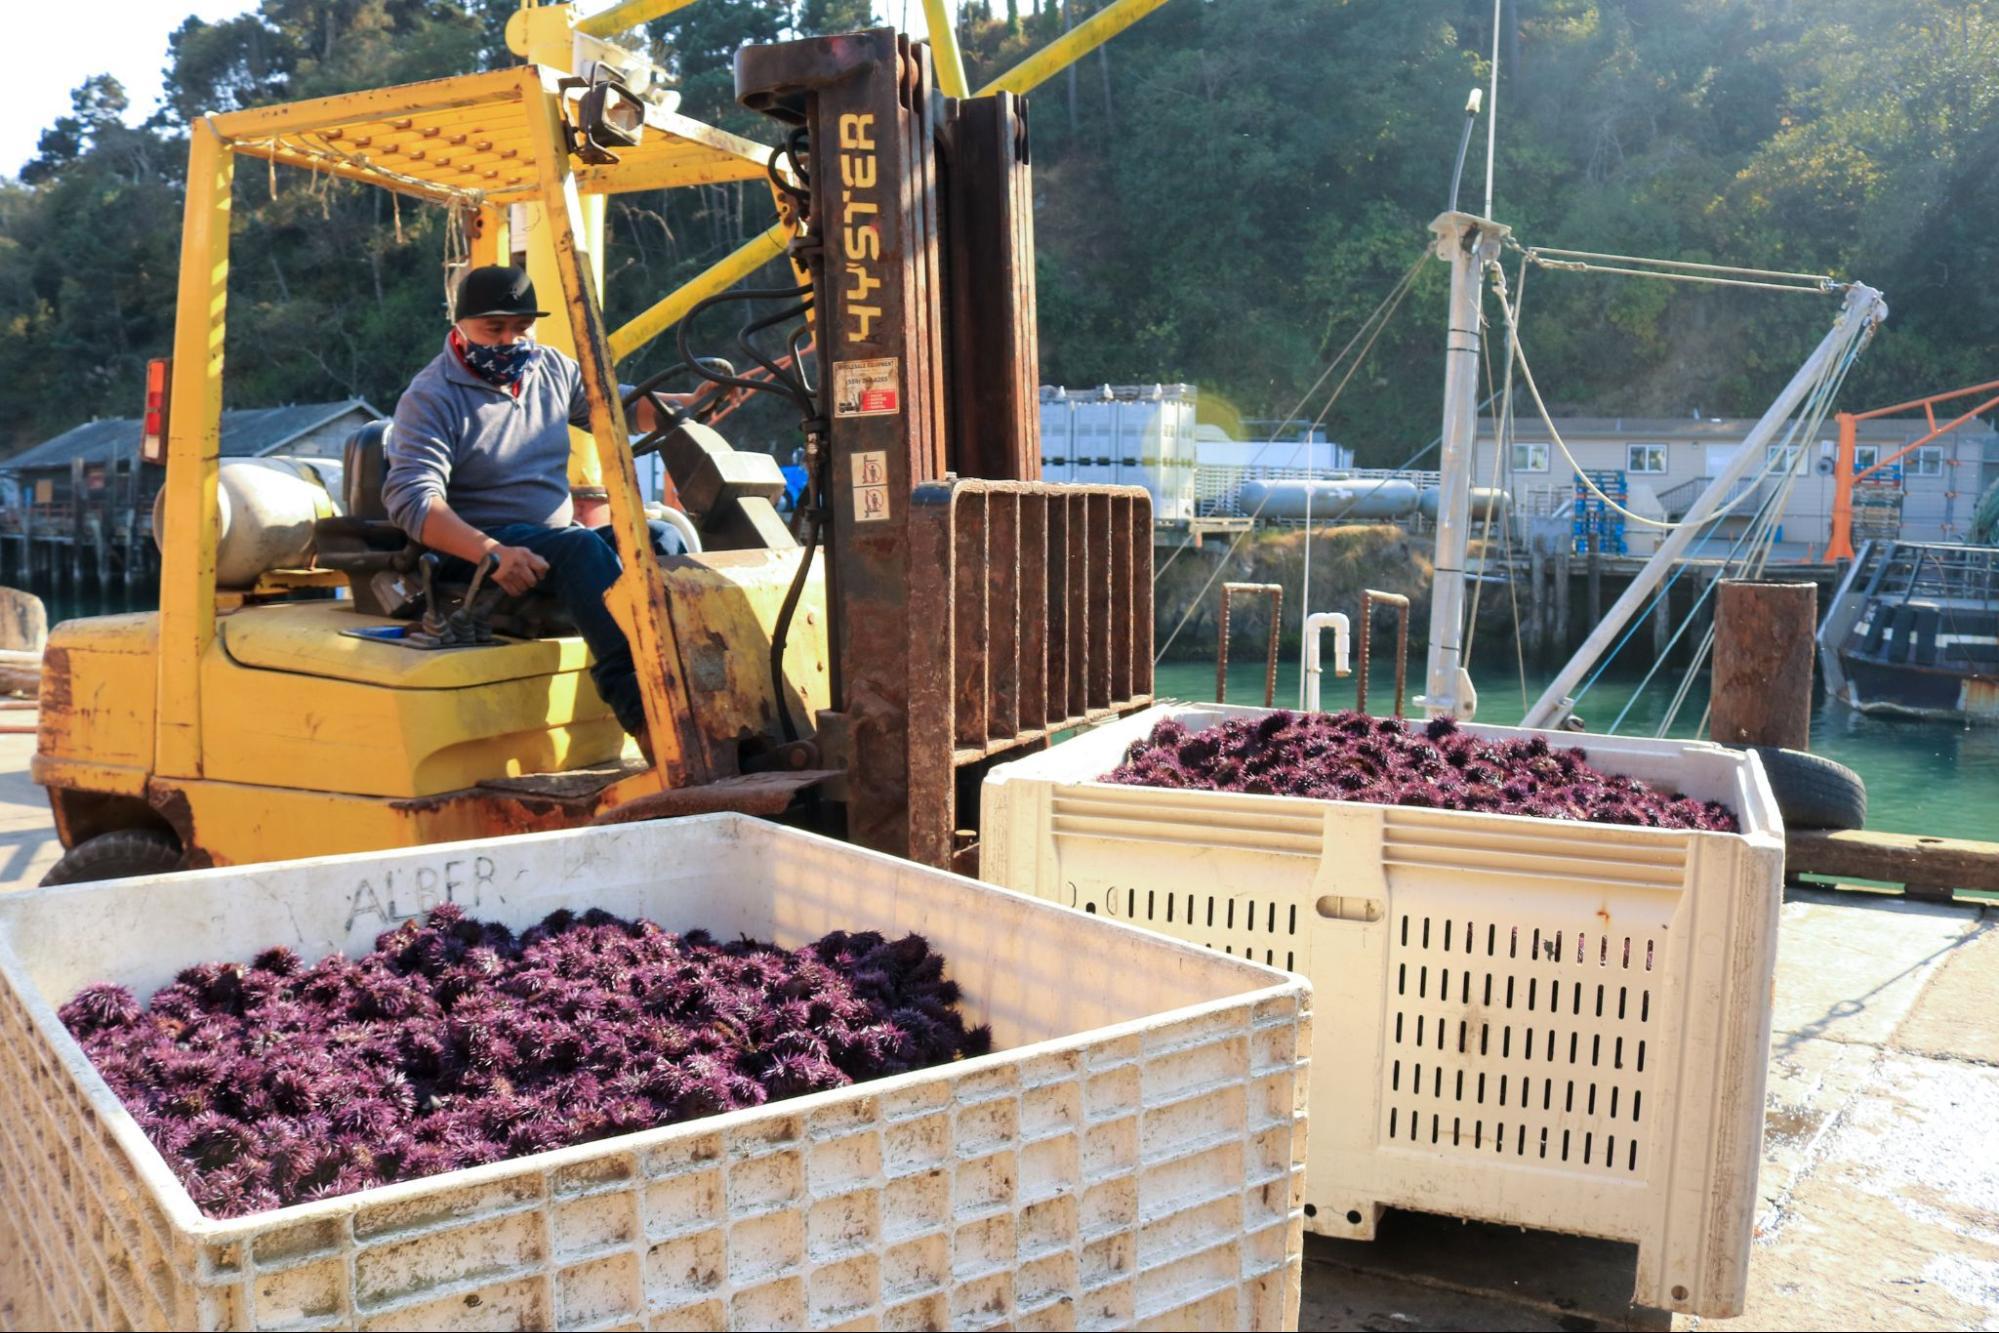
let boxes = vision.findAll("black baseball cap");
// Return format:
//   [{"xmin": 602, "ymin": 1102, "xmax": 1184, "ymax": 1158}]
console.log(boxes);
[{"xmin": 456, "ymin": 265, "xmax": 550, "ymax": 320}]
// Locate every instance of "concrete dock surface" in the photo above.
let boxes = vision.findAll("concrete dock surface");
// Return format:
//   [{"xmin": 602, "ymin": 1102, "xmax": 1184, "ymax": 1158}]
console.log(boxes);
[
  {"xmin": 1300, "ymin": 886, "xmax": 1997, "ymax": 1331},
  {"xmin": 0, "ymin": 722, "xmax": 60, "ymax": 888},
  {"xmin": 0, "ymin": 722, "xmax": 1990, "ymax": 1331}
]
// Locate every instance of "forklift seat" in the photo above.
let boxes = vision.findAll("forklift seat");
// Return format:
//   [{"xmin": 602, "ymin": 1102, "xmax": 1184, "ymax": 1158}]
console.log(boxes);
[
  {"xmin": 313, "ymin": 421, "xmax": 576, "ymax": 636},
  {"xmin": 343, "ymin": 418, "xmax": 394, "ymax": 520}
]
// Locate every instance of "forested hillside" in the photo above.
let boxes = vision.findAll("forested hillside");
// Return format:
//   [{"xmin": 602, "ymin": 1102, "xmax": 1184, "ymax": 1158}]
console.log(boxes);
[{"xmin": 1, "ymin": 0, "xmax": 1994, "ymax": 460}]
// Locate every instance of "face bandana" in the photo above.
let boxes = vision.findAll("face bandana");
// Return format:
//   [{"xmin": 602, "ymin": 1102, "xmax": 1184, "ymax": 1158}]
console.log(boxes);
[{"xmin": 459, "ymin": 334, "xmax": 537, "ymax": 387}]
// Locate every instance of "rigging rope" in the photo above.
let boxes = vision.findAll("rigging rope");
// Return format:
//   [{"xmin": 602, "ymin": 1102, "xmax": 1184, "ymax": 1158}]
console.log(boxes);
[
  {"xmin": 1524, "ymin": 256, "xmax": 1836, "ymax": 295},
  {"xmin": 1494, "ymin": 286, "xmax": 1798, "ymax": 531},
  {"xmin": 1151, "ymin": 249, "xmax": 1425, "ymax": 611},
  {"xmin": 1153, "ymin": 259, "xmax": 1428, "ymax": 665},
  {"xmin": 1459, "ymin": 253, "xmax": 1530, "ymax": 711},
  {"xmin": 1266, "ymin": 254, "xmax": 1430, "ymax": 452},
  {"xmin": 1493, "ymin": 258, "xmax": 1532, "ymax": 709},
  {"xmin": 1520, "ymin": 245, "xmax": 1835, "ymax": 285},
  {"xmin": 1577, "ymin": 325, "xmax": 1868, "ymax": 734},
  {"xmin": 1654, "ymin": 334, "xmax": 1868, "ymax": 737},
  {"xmin": 1151, "ymin": 251, "xmax": 1431, "ymax": 595}
]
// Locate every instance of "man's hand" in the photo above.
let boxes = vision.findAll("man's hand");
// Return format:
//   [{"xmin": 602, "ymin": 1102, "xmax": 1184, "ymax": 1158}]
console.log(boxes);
[
  {"xmin": 419, "ymin": 504, "xmax": 548, "ymax": 595},
  {"xmin": 488, "ymin": 544, "xmax": 549, "ymax": 596}
]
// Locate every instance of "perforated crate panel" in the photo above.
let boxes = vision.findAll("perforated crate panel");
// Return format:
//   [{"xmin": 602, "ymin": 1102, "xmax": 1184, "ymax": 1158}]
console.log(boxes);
[
  {"xmin": 0, "ymin": 816, "xmax": 1310, "ymax": 1331},
  {"xmin": 981, "ymin": 704, "xmax": 1786, "ymax": 1319}
]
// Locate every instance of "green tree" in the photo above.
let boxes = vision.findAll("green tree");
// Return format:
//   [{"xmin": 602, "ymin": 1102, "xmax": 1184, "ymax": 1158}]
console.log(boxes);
[
  {"xmin": 5, "ymin": 0, "xmax": 1999, "ymax": 464},
  {"xmin": 21, "ymin": 77, "xmax": 133, "ymax": 185}
]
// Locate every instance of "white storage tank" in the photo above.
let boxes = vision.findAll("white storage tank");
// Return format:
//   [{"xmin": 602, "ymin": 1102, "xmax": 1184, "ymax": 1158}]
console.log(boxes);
[
  {"xmin": 151, "ymin": 458, "xmax": 342, "ymax": 588},
  {"xmin": 1417, "ymin": 485, "xmax": 1512, "ymax": 521},
  {"xmin": 1239, "ymin": 477, "xmax": 1421, "ymax": 521}
]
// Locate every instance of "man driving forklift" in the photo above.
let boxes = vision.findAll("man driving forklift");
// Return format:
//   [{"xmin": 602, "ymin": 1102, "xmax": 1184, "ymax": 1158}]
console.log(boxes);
[{"xmin": 384, "ymin": 264, "xmax": 683, "ymax": 749}]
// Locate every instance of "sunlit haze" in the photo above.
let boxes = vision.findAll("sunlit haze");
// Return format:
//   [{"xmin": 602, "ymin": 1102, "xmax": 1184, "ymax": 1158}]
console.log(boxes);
[{"xmin": 0, "ymin": 0, "xmax": 936, "ymax": 179}]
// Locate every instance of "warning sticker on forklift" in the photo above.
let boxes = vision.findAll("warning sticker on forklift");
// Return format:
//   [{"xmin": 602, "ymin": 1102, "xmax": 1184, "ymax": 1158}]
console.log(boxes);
[
  {"xmin": 832, "ymin": 356, "xmax": 900, "ymax": 417},
  {"xmin": 852, "ymin": 451, "xmax": 891, "ymax": 523}
]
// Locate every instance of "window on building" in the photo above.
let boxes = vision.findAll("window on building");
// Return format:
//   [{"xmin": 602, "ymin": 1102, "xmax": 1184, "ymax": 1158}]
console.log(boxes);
[
  {"xmin": 1627, "ymin": 444, "xmax": 1667, "ymax": 474},
  {"xmin": 1910, "ymin": 446, "xmax": 1946, "ymax": 476},
  {"xmin": 1851, "ymin": 445, "xmax": 1880, "ymax": 471},
  {"xmin": 1765, "ymin": 443, "xmax": 1802, "ymax": 471},
  {"xmin": 1511, "ymin": 442, "xmax": 1549, "ymax": 473}
]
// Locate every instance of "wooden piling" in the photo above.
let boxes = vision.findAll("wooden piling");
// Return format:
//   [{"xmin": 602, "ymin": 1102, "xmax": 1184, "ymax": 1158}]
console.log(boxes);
[
  {"xmin": 1552, "ymin": 546, "xmax": 1571, "ymax": 656},
  {"xmin": 69, "ymin": 458, "xmax": 86, "ymax": 590},
  {"xmin": 127, "ymin": 463, "xmax": 146, "ymax": 589},
  {"xmin": 1586, "ymin": 532, "xmax": 1603, "ymax": 627},
  {"xmin": 1652, "ymin": 579, "xmax": 1673, "ymax": 660},
  {"xmin": 1527, "ymin": 542, "xmax": 1548, "ymax": 662},
  {"xmin": 1710, "ymin": 579, "xmax": 1817, "ymax": 749}
]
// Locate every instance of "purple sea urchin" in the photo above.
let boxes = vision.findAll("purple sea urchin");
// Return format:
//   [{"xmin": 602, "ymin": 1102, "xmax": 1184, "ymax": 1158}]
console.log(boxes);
[
  {"xmin": 64, "ymin": 910, "xmax": 985, "ymax": 1219},
  {"xmin": 1103, "ymin": 711, "xmax": 1738, "ymax": 832}
]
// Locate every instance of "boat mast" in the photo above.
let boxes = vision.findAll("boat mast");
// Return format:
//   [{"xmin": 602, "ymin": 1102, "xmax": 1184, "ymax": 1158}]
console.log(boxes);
[{"xmin": 1421, "ymin": 210, "xmax": 1509, "ymax": 720}]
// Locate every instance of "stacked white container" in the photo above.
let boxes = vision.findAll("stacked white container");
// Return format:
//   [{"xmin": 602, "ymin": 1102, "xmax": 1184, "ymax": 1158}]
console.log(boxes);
[
  {"xmin": 1036, "ymin": 388, "xmax": 1075, "ymax": 477},
  {"xmin": 1039, "ymin": 385, "xmax": 1198, "ymax": 522}
]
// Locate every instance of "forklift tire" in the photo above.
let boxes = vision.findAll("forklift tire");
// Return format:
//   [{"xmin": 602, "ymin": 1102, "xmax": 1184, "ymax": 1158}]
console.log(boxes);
[
  {"xmin": 40, "ymin": 829, "xmax": 184, "ymax": 886},
  {"xmin": 1748, "ymin": 746, "xmax": 1867, "ymax": 831}
]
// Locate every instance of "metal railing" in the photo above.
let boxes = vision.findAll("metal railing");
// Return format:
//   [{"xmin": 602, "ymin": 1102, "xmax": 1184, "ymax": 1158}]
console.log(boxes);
[
  {"xmin": 1858, "ymin": 541, "xmax": 1999, "ymax": 606},
  {"xmin": 1216, "ymin": 582, "xmax": 1283, "ymax": 706}
]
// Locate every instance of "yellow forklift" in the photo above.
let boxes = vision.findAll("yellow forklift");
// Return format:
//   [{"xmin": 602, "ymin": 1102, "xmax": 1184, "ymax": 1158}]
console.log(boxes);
[{"xmin": 33, "ymin": 12, "xmax": 1158, "ymax": 883}]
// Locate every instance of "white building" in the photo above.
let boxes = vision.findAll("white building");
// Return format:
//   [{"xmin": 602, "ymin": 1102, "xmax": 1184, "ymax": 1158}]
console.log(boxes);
[{"xmin": 1470, "ymin": 414, "xmax": 1999, "ymax": 560}]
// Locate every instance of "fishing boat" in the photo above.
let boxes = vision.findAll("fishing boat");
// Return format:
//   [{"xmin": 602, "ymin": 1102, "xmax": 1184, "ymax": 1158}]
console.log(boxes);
[{"xmin": 1819, "ymin": 540, "xmax": 1999, "ymax": 722}]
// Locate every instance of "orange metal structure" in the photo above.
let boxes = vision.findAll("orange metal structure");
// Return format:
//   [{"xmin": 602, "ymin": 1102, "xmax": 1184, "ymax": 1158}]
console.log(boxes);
[{"xmin": 1828, "ymin": 378, "xmax": 1999, "ymax": 562}]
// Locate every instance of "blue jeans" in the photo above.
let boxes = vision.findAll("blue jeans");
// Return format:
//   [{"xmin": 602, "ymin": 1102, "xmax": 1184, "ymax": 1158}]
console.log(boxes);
[{"xmin": 472, "ymin": 520, "xmax": 685, "ymax": 736}]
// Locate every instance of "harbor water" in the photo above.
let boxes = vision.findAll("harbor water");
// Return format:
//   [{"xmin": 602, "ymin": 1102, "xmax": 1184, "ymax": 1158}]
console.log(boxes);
[
  {"xmin": 25, "ymin": 585, "xmax": 1995, "ymax": 842},
  {"xmin": 1154, "ymin": 658, "xmax": 1999, "ymax": 841}
]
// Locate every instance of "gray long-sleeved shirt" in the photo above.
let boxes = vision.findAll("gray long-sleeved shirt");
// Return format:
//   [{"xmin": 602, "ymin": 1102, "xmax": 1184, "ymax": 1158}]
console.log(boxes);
[{"xmin": 383, "ymin": 335, "xmax": 592, "ymax": 538}]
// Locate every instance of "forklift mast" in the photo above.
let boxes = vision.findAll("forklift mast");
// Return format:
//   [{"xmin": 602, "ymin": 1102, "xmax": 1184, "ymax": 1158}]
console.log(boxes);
[{"xmin": 736, "ymin": 30, "xmax": 1155, "ymax": 869}]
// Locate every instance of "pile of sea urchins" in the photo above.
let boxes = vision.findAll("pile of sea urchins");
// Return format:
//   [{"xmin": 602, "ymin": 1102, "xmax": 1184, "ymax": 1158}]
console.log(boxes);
[
  {"xmin": 61, "ymin": 905, "xmax": 988, "ymax": 1218},
  {"xmin": 1104, "ymin": 711, "xmax": 1737, "ymax": 831}
]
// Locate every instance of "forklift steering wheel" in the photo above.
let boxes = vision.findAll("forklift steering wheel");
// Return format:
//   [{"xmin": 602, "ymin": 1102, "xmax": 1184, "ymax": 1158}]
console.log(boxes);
[
  {"xmin": 629, "ymin": 388, "xmax": 695, "ymax": 459},
  {"xmin": 621, "ymin": 358, "xmax": 734, "ymax": 459}
]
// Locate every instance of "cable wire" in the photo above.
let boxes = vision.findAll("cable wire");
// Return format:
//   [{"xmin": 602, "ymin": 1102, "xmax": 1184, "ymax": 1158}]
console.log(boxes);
[
  {"xmin": 1525, "ymin": 256, "xmax": 1836, "ymax": 295},
  {"xmin": 1580, "ymin": 324, "xmax": 1867, "ymax": 734},
  {"xmin": 1593, "ymin": 324, "xmax": 1866, "ymax": 731},
  {"xmin": 1522, "ymin": 245, "xmax": 1834, "ymax": 284},
  {"xmin": 1656, "ymin": 334, "xmax": 1869, "ymax": 737},
  {"xmin": 1152, "ymin": 250, "xmax": 1429, "ymax": 589},
  {"xmin": 1153, "ymin": 260, "xmax": 1435, "ymax": 664},
  {"xmin": 1495, "ymin": 285, "xmax": 1796, "ymax": 530}
]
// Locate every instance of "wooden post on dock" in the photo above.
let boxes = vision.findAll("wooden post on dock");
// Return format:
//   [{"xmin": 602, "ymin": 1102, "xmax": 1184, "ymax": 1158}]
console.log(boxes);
[
  {"xmin": 1552, "ymin": 545, "xmax": 1571, "ymax": 656},
  {"xmin": 94, "ymin": 487, "xmax": 110, "ymax": 587},
  {"xmin": 1710, "ymin": 579, "xmax": 1816, "ymax": 749},
  {"xmin": 1652, "ymin": 578, "xmax": 1672, "ymax": 661},
  {"xmin": 128, "ymin": 463, "xmax": 146, "ymax": 589},
  {"xmin": 1527, "ymin": 541, "xmax": 1548, "ymax": 662},
  {"xmin": 1585, "ymin": 532, "xmax": 1603, "ymax": 627},
  {"xmin": 69, "ymin": 457, "xmax": 86, "ymax": 590}
]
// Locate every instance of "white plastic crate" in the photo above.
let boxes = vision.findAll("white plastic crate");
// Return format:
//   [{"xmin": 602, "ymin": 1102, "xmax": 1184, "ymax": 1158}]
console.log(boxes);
[
  {"xmin": 980, "ymin": 704, "xmax": 1785, "ymax": 1318},
  {"xmin": 0, "ymin": 814, "xmax": 1309, "ymax": 1332}
]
